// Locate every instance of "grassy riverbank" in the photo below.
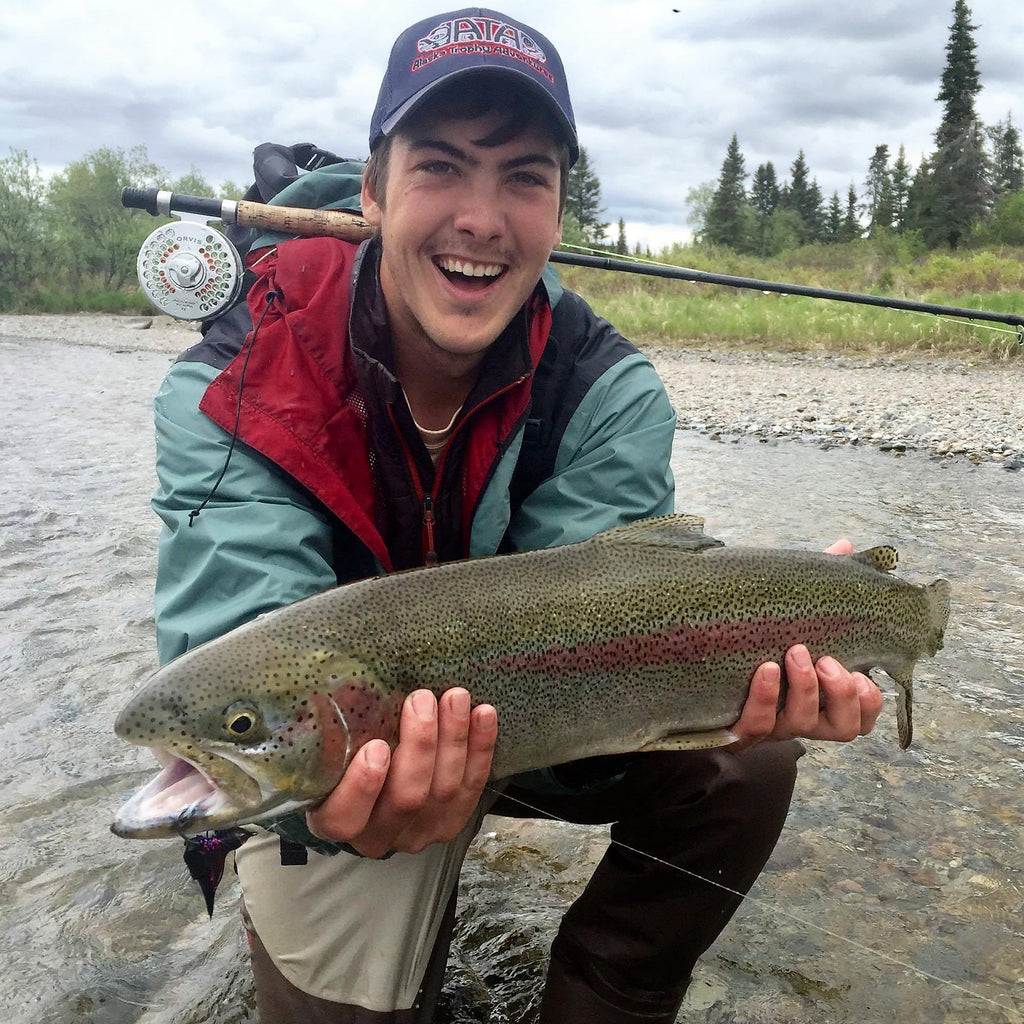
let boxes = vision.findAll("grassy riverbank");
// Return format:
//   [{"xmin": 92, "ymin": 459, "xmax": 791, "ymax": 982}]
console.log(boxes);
[
  {"xmin": 15, "ymin": 239, "xmax": 1024, "ymax": 359},
  {"xmin": 558, "ymin": 241, "xmax": 1024, "ymax": 359}
]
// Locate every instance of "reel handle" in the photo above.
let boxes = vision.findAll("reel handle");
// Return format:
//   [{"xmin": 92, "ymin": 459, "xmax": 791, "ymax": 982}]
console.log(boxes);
[
  {"xmin": 121, "ymin": 187, "xmax": 225, "ymax": 220},
  {"xmin": 120, "ymin": 187, "xmax": 375, "ymax": 244}
]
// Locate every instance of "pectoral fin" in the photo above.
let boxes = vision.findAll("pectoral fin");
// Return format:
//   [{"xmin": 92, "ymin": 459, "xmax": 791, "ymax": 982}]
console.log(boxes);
[{"xmin": 638, "ymin": 727, "xmax": 738, "ymax": 752}]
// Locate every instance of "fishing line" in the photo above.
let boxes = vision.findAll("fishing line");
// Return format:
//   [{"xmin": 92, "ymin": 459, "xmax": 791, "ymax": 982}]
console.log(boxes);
[
  {"xmin": 484, "ymin": 784, "xmax": 1021, "ymax": 1018},
  {"xmin": 187, "ymin": 288, "xmax": 280, "ymax": 526}
]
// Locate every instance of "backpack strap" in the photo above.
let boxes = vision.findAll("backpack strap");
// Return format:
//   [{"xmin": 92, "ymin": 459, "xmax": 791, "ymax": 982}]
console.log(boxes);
[{"xmin": 508, "ymin": 290, "xmax": 641, "ymax": 519}]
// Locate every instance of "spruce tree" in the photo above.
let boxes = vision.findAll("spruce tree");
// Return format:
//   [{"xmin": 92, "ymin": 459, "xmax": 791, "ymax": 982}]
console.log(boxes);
[
  {"xmin": 750, "ymin": 161, "xmax": 780, "ymax": 256},
  {"xmin": 750, "ymin": 162, "xmax": 780, "ymax": 219},
  {"xmin": 806, "ymin": 179, "xmax": 826, "ymax": 242},
  {"xmin": 565, "ymin": 147, "xmax": 608, "ymax": 245},
  {"xmin": 932, "ymin": 121, "xmax": 992, "ymax": 249},
  {"xmin": 936, "ymin": 0, "xmax": 982, "ymax": 149},
  {"xmin": 615, "ymin": 217, "xmax": 628, "ymax": 255},
  {"xmin": 706, "ymin": 134, "xmax": 750, "ymax": 249},
  {"xmin": 890, "ymin": 146, "xmax": 912, "ymax": 232},
  {"xmin": 864, "ymin": 145, "xmax": 894, "ymax": 235},
  {"xmin": 928, "ymin": 0, "xmax": 991, "ymax": 248},
  {"xmin": 989, "ymin": 115, "xmax": 1024, "ymax": 197},
  {"xmin": 825, "ymin": 191, "xmax": 843, "ymax": 243},
  {"xmin": 780, "ymin": 151, "xmax": 823, "ymax": 244},
  {"xmin": 905, "ymin": 156, "xmax": 936, "ymax": 238},
  {"xmin": 841, "ymin": 184, "xmax": 861, "ymax": 242}
]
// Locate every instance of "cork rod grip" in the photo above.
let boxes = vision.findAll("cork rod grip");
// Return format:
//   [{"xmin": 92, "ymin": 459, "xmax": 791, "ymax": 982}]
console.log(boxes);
[{"xmin": 234, "ymin": 201, "xmax": 375, "ymax": 243}]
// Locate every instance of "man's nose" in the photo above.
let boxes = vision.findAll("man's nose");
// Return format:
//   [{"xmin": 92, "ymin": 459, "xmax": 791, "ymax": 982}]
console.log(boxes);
[{"xmin": 452, "ymin": 182, "xmax": 506, "ymax": 240}]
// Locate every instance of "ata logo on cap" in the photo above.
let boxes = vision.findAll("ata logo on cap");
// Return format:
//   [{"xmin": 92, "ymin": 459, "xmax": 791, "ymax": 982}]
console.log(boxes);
[{"xmin": 413, "ymin": 16, "xmax": 552, "ymax": 81}]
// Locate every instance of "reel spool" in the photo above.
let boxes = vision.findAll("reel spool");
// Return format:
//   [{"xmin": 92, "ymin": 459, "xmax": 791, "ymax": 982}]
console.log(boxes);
[{"xmin": 136, "ymin": 218, "xmax": 243, "ymax": 321}]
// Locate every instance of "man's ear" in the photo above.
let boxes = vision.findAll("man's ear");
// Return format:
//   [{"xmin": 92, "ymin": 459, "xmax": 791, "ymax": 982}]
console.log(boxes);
[{"xmin": 361, "ymin": 177, "xmax": 383, "ymax": 227}]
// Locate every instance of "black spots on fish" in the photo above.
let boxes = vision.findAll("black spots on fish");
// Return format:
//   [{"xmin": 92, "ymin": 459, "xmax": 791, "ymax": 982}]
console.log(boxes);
[{"xmin": 118, "ymin": 700, "xmax": 179, "ymax": 741}]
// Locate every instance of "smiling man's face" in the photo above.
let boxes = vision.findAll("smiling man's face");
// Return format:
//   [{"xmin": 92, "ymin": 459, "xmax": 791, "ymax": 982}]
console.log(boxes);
[{"xmin": 361, "ymin": 110, "xmax": 565, "ymax": 382}]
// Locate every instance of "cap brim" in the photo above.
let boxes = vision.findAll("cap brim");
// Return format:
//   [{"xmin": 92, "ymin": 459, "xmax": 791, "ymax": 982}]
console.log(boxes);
[{"xmin": 378, "ymin": 66, "xmax": 579, "ymax": 165}]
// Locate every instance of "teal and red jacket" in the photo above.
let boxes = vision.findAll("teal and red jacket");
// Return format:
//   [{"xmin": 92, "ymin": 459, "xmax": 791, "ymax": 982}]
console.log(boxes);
[{"xmin": 152, "ymin": 234, "xmax": 676, "ymax": 666}]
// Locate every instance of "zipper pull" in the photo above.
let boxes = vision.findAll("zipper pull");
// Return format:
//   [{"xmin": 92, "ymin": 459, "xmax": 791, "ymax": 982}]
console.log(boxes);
[{"xmin": 422, "ymin": 495, "xmax": 438, "ymax": 566}]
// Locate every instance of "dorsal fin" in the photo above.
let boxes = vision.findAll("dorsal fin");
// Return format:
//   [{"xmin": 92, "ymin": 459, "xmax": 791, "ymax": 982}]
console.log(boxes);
[
  {"xmin": 852, "ymin": 545, "xmax": 899, "ymax": 572},
  {"xmin": 592, "ymin": 514, "xmax": 725, "ymax": 552}
]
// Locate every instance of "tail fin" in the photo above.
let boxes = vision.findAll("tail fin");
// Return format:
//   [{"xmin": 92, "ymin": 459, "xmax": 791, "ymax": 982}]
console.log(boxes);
[{"xmin": 894, "ymin": 579, "xmax": 949, "ymax": 749}]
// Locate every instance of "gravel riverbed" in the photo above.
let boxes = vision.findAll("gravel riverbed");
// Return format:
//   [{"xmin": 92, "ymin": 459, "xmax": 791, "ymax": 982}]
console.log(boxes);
[{"xmin": 2, "ymin": 312, "xmax": 1021, "ymax": 465}]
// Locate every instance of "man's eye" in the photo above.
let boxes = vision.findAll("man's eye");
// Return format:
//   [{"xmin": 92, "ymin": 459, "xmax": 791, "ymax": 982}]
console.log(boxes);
[
  {"xmin": 510, "ymin": 171, "xmax": 547, "ymax": 187},
  {"xmin": 420, "ymin": 160, "xmax": 457, "ymax": 176}
]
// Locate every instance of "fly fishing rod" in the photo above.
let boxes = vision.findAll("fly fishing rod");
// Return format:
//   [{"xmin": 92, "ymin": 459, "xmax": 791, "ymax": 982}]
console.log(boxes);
[{"xmin": 122, "ymin": 186, "xmax": 1024, "ymax": 337}]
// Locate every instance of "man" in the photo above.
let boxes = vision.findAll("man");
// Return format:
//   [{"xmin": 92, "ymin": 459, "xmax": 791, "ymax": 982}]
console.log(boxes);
[{"xmin": 152, "ymin": 9, "xmax": 882, "ymax": 1022}]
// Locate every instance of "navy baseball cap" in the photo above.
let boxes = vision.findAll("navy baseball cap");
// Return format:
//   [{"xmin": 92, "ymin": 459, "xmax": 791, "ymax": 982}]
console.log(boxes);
[{"xmin": 370, "ymin": 9, "xmax": 579, "ymax": 165}]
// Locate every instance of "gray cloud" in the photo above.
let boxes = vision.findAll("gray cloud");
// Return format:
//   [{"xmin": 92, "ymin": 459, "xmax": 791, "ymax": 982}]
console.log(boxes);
[{"xmin": 2, "ymin": 0, "xmax": 1019, "ymax": 249}]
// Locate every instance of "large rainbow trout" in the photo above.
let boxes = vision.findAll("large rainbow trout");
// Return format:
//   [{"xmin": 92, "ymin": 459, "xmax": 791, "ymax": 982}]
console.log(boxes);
[{"xmin": 112, "ymin": 515, "xmax": 950, "ymax": 839}]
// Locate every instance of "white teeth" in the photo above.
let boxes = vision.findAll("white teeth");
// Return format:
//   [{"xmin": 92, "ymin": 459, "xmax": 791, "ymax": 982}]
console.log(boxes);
[{"xmin": 437, "ymin": 257, "xmax": 503, "ymax": 278}]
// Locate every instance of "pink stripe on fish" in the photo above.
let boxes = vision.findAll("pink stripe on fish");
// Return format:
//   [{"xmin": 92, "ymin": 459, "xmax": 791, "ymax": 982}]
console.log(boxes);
[{"xmin": 481, "ymin": 615, "xmax": 858, "ymax": 675}]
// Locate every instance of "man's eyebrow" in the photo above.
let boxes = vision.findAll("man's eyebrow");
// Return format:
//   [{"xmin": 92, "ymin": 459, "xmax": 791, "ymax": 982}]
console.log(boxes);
[
  {"xmin": 499, "ymin": 153, "xmax": 559, "ymax": 173},
  {"xmin": 406, "ymin": 138, "xmax": 557, "ymax": 174},
  {"xmin": 408, "ymin": 138, "xmax": 478, "ymax": 166}
]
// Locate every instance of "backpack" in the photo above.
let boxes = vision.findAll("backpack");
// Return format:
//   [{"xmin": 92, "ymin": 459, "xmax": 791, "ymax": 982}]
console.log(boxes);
[{"xmin": 221, "ymin": 141, "xmax": 361, "ymax": 256}]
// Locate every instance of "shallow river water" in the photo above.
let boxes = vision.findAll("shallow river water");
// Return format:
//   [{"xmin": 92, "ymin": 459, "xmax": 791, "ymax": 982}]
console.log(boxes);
[{"xmin": 1, "ymin": 334, "xmax": 1021, "ymax": 1023}]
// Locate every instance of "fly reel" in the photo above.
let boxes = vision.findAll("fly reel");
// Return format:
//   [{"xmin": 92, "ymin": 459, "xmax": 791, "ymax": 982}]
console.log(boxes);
[{"xmin": 136, "ymin": 217, "xmax": 243, "ymax": 321}]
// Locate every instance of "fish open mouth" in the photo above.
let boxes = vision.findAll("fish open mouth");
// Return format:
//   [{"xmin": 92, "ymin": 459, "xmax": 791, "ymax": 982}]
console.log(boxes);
[{"xmin": 111, "ymin": 747, "xmax": 259, "ymax": 839}]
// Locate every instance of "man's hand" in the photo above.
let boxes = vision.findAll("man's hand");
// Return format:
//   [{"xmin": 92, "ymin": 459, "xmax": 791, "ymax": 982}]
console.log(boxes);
[
  {"xmin": 305, "ymin": 688, "xmax": 497, "ymax": 859},
  {"xmin": 730, "ymin": 538, "xmax": 884, "ymax": 748}
]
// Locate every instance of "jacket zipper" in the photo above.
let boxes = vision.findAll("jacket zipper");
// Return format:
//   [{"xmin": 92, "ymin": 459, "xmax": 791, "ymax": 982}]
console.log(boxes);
[
  {"xmin": 387, "ymin": 404, "xmax": 440, "ymax": 567},
  {"xmin": 390, "ymin": 374, "xmax": 530, "ymax": 567},
  {"xmin": 421, "ymin": 494, "xmax": 438, "ymax": 566}
]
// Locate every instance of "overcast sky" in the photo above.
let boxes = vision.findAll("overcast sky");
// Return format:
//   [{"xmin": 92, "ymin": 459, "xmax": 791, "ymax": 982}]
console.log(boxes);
[{"xmin": 3, "ymin": 1, "xmax": 1021, "ymax": 249}]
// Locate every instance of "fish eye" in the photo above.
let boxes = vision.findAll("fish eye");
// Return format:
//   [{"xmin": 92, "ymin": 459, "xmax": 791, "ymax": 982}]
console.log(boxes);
[{"xmin": 222, "ymin": 701, "xmax": 264, "ymax": 741}]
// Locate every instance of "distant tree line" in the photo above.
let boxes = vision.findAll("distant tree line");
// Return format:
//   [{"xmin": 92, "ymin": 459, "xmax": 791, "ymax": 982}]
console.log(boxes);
[
  {"xmin": 0, "ymin": 136, "xmax": 628, "ymax": 310},
  {"xmin": 698, "ymin": 0, "xmax": 1024, "ymax": 254},
  {"xmin": 0, "ymin": 144, "xmax": 238, "ymax": 308},
  {"xmin": 3, "ymin": 1, "xmax": 1020, "ymax": 311}
]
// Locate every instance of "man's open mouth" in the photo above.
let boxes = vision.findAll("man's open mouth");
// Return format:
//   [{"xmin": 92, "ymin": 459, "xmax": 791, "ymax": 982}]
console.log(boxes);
[{"xmin": 434, "ymin": 256, "xmax": 507, "ymax": 286}]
